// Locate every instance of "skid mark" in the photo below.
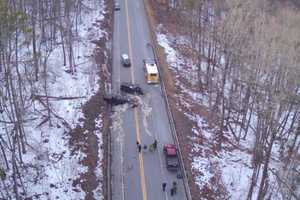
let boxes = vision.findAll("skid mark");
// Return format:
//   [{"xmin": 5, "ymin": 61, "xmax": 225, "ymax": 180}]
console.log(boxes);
[
  {"xmin": 137, "ymin": 94, "xmax": 153, "ymax": 137},
  {"xmin": 110, "ymin": 104, "xmax": 129, "ymax": 143}
]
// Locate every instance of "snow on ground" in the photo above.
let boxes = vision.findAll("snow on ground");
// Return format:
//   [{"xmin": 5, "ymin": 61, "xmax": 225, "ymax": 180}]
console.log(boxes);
[
  {"xmin": 0, "ymin": 0, "xmax": 107, "ymax": 199},
  {"xmin": 219, "ymin": 149, "xmax": 253, "ymax": 199},
  {"xmin": 156, "ymin": 30, "xmax": 188, "ymax": 71},
  {"xmin": 23, "ymin": 124, "xmax": 87, "ymax": 199},
  {"xmin": 156, "ymin": 28, "xmax": 209, "ymax": 107},
  {"xmin": 187, "ymin": 113, "xmax": 258, "ymax": 199},
  {"xmin": 93, "ymin": 115, "xmax": 104, "ymax": 199},
  {"xmin": 191, "ymin": 156, "xmax": 214, "ymax": 189},
  {"xmin": 156, "ymin": 28, "xmax": 286, "ymax": 199}
]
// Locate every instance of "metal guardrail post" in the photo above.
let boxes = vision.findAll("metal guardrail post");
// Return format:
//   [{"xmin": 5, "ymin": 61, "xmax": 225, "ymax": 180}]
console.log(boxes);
[{"xmin": 143, "ymin": 1, "xmax": 193, "ymax": 199}]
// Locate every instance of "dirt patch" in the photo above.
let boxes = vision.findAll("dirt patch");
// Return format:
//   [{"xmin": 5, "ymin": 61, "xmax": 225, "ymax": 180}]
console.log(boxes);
[{"xmin": 70, "ymin": 89, "xmax": 104, "ymax": 199}]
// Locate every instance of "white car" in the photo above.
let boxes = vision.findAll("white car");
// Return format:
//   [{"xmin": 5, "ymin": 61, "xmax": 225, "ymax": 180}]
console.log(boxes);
[
  {"xmin": 114, "ymin": 2, "xmax": 120, "ymax": 11},
  {"xmin": 121, "ymin": 54, "xmax": 131, "ymax": 67}
]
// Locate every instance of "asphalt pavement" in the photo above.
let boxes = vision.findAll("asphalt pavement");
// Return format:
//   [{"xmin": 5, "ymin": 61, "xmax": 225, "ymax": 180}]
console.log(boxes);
[{"xmin": 110, "ymin": 0, "xmax": 188, "ymax": 199}]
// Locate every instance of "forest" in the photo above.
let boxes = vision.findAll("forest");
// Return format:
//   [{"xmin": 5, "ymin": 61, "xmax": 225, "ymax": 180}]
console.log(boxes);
[
  {"xmin": 0, "ymin": 0, "xmax": 299, "ymax": 199},
  {"xmin": 155, "ymin": 0, "xmax": 300, "ymax": 199},
  {"xmin": 0, "ymin": 0, "xmax": 107, "ymax": 199}
]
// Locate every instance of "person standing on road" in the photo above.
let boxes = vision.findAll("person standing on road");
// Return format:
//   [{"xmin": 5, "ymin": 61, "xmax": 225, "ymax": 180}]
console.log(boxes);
[
  {"xmin": 170, "ymin": 187, "xmax": 174, "ymax": 196},
  {"xmin": 137, "ymin": 141, "xmax": 141, "ymax": 152},
  {"xmin": 153, "ymin": 139, "xmax": 158, "ymax": 150},
  {"xmin": 162, "ymin": 182, "xmax": 167, "ymax": 191},
  {"xmin": 172, "ymin": 181, "xmax": 177, "ymax": 195},
  {"xmin": 149, "ymin": 139, "xmax": 158, "ymax": 152}
]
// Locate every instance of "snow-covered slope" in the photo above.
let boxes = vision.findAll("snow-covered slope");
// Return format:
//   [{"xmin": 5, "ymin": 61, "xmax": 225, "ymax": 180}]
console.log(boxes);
[
  {"xmin": 156, "ymin": 27, "xmax": 299, "ymax": 200},
  {"xmin": 0, "ymin": 0, "xmax": 109, "ymax": 199}
]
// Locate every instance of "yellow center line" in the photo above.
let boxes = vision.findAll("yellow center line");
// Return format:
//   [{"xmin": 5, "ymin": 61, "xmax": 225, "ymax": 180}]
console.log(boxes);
[{"xmin": 124, "ymin": 0, "xmax": 148, "ymax": 200}]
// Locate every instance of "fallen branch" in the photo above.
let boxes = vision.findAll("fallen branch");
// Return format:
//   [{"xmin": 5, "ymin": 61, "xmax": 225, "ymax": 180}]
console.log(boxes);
[
  {"xmin": 33, "ymin": 94, "xmax": 86, "ymax": 100},
  {"xmin": 0, "ymin": 117, "xmax": 38, "ymax": 124}
]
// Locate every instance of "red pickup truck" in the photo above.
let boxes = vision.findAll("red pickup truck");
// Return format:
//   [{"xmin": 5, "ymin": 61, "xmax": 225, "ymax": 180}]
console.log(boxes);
[{"xmin": 163, "ymin": 144, "xmax": 179, "ymax": 171}]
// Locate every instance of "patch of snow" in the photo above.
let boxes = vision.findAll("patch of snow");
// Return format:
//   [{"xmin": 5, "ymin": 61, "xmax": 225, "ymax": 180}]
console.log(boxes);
[
  {"xmin": 219, "ymin": 149, "xmax": 253, "ymax": 200},
  {"xmin": 93, "ymin": 115, "xmax": 104, "ymax": 200},
  {"xmin": 192, "ymin": 127, "xmax": 200, "ymax": 136},
  {"xmin": 195, "ymin": 115, "xmax": 212, "ymax": 139},
  {"xmin": 191, "ymin": 156, "xmax": 214, "ymax": 189},
  {"xmin": 156, "ymin": 32, "xmax": 185, "ymax": 70}
]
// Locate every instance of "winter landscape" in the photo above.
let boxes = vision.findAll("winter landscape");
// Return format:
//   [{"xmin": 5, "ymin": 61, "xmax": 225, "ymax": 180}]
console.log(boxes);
[{"xmin": 0, "ymin": 0, "xmax": 299, "ymax": 200}]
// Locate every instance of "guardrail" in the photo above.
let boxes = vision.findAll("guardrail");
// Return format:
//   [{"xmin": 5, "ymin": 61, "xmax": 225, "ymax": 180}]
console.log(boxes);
[
  {"xmin": 142, "ymin": 1, "xmax": 192, "ymax": 199},
  {"xmin": 106, "ymin": 2, "xmax": 114, "ymax": 200},
  {"xmin": 106, "ymin": 101, "xmax": 112, "ymax": 200}
]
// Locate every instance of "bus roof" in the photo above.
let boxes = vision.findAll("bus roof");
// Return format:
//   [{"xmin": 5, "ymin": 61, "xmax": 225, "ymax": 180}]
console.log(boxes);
[{"xmin": 145, "ymin": 61, "xmax": 158, "ymax": 74}]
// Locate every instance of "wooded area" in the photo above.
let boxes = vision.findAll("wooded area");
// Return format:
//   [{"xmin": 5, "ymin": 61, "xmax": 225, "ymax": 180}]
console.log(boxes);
[
  {"xmin": 0, "ymin": 0, "xmax": 299, "ymax": 199},
  {"xmin": 161, "ymin": 0, "xmax": 299, "ymax": 199},
  {"xmin": 0, "ymin": 0, "xmax": 94, "ymax": 198}
]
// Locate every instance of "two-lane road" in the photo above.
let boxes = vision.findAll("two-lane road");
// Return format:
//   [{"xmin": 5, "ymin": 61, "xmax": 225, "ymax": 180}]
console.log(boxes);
[{"xmin": 110, "ymin": 0, "xmax": 188, "ymax": 199}]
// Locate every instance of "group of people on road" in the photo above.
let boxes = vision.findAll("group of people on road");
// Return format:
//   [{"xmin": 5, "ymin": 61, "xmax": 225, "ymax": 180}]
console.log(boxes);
[
  {"xmin": 162, "ymin": 181, "xmax": 177, "ymax": 196},
  {"xmin": 136, "ymin": 139, "xmax": 179, "ymax": 197},
  {"xmin": 136, "ymin": 139, "xmax": 157, "ymax": 153}
]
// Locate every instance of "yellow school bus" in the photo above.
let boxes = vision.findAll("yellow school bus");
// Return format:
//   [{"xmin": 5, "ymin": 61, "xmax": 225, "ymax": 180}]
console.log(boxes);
[{"xmin": 143, "ymin": 59, "xmax": 159, "ymax": 84}]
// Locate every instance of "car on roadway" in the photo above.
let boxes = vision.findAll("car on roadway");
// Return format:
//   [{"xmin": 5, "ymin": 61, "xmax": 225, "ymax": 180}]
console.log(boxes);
[
  {"xmin": 120, "ymin": 82, "xmax": 144, "ymax": 95},
  {"xmin": 121, "ymin": 54, "xmax": 131, "ymax": 67},
  {"xmin": 114, "ymin": 2, "xmax": 120, "ymax": 11},
  {"xmin": 163, "ymin": 144, "xmax": 179, "ymax": 172},
  {"xmin": 103, "ymin": 93, "xmax": 129, "ymax": 105}
]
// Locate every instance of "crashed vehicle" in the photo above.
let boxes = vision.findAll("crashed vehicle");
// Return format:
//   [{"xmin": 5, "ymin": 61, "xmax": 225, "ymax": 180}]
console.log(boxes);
[
  {"xmin": 163, "ymin": 144, "xmax": 179, "ymax": 172},
  {"xmin": 103, "ymin": 94, "xmax": 130, "ymax": 105},
  {"xmin": 120, "ymin": 82, "xmax": 144, "ymax": 95}
]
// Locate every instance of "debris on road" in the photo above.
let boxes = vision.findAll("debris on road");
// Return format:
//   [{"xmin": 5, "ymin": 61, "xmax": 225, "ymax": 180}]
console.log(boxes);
[
  {"xmin": 103, "ymin": 93, "xmax": 130, "ymax": 105},
  {"xmin": 120, "ymin": 82, "xmax": 144, "ymax": 95}
]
